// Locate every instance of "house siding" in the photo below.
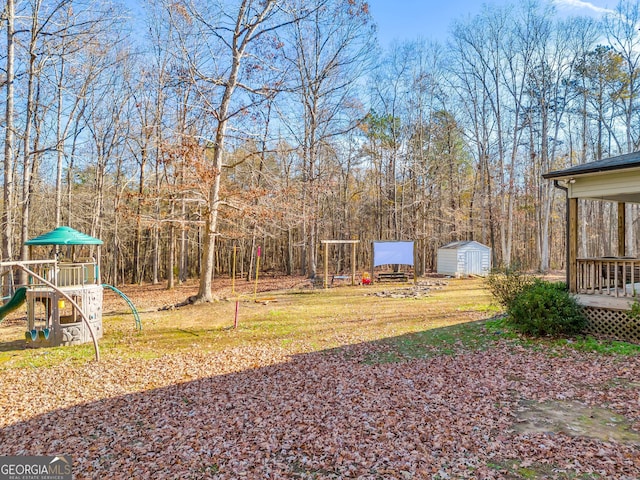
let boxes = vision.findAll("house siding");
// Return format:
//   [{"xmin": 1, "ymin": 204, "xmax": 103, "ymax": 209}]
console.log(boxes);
[{"xmin": 569, "ymin": 170, "xmax": 640, "ymax": 199}]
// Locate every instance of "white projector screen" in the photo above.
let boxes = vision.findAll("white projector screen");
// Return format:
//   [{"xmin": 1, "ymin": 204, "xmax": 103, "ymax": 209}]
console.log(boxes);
[{"xmin": 373, "ymin": 241, "xmax": 414, "ymax": 267}]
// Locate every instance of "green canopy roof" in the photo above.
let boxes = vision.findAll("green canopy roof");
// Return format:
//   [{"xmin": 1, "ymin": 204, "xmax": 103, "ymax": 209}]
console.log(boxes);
[{"xmin": 25, "ymin": 227, "xmax": 103, "ymax": 246}]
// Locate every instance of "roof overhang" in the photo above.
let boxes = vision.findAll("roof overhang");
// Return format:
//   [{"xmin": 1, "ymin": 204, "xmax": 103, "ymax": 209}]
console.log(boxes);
[
  {"xmin": 543, "ymin": 151, "xmax": 640, "ymax": 181},
  {"xmin": 544, "ymin": 152, "xmax": 640, "ymax": 203},
  {"xmin": 545, "ymin": 165, "xmax": 640, "ymax": 182}
]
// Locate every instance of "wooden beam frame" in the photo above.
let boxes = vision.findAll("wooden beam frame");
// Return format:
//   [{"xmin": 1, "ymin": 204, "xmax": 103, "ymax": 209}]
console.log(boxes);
[{"xmin": 320, "ymin": 240, "xmax": 359, "ymax": 289}]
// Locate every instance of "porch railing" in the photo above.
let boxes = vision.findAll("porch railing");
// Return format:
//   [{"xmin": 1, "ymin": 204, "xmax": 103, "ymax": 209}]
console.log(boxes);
[{"xmin": 577, "ymin": 257, "xmax": 640, "ymax": 297}]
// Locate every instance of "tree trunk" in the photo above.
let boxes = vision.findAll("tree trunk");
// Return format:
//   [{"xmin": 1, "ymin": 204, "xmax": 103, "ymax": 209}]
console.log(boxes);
[
  {"xmin": 55, "ymin": 55, "xmax": 66, "ymax": 227},
  {"xmin": 193, "ymin": 0, "xmax": 276, "ymax": 302},
  {"xmin": 167, "ymin": 205, "xmax": 176, "ymax": 290},
  {"xmin": 133, "ymin": 153, "xmax": 146, "ymax": 284},
  {"xmin": 3, "ymin": 0, "xmax": 16, "ymax": 262},
  {"xmin": 20, "ymin": 7, "xmax": 39, "ymax": 274}
]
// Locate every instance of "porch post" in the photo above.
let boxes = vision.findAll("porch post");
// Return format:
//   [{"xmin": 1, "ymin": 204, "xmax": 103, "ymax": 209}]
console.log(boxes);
[
  {"xmin": 569, "ymin": 197, "xmax": 578, "ymax": 293},
  {"xmin": 618, "ymin": 202, "xmax": 626, "ymax": 257}
]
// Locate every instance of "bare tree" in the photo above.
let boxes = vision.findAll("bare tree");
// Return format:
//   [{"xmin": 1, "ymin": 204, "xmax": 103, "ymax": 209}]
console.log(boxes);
[
  {"xmin": 282, "ymin": 0, "xmax": 374, "ymax": 277},
  {"xmin": 167, "ymin": 0, "xmax": 302, "ymax": 302},
  {"xmin": 3, "ymin": 0, "xmax": 16, "ymax": 261},
  {"xmin": 603, "ymin": 0, "xmax": 640, "ymax": 152},
  {"xmin": 368, "ymin": 42, "xmax": 412, "ymax": 241},
  {"xmin": 532, "ymin": 15, "xmax": 597, "ymax": 271}
]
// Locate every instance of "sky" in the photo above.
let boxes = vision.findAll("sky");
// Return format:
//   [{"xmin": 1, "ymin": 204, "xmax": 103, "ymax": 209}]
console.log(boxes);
[{"xmin": 366, "ymin": 0, "xmax": 618, "ymax": 47}]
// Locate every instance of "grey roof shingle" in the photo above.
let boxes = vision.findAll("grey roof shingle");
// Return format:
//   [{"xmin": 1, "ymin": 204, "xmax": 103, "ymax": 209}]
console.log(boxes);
[{"xmin": 543, "ymin": 151, "xmax": 640, "ymax": 179}]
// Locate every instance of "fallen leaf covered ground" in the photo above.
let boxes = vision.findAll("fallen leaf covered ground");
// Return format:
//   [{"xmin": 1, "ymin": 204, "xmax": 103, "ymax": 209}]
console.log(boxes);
[
  {"xmin": 0, "ymin": 277, "xmax": 639, "ymax": 478},
  {"xmin": 1, "ymin": 338, "xmax": 639, "ymax": 479}
]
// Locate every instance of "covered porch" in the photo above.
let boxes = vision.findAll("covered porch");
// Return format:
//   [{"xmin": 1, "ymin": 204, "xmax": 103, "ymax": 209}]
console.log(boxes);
[{"xmin": 544, "ymin": 151, "xmax": 640, "ymax": 342}]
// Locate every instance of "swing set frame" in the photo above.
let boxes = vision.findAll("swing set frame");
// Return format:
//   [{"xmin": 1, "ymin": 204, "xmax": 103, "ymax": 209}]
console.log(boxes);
[{"xmin": 320, "ymin": 240, "xmax": 360, "ymax": 289}]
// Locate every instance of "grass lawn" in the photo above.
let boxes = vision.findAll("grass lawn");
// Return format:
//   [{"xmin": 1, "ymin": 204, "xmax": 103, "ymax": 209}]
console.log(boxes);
[
  {"xmin": 0, "ymin": 277, "xmax": 497, "ymax": 368},
  {"xmin": 0, "ymin": 277, "xmax": 639, "ymax": 479}
]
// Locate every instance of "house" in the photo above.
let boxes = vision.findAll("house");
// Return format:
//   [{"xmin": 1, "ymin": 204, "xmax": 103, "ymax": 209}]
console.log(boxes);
[
  {"xmin": 543, "ymin": 151, "xmax": 640, "ymax": 343},
  {"xmin": 437, "ymin": 241, "xmax": 491, "ymax": 277}
]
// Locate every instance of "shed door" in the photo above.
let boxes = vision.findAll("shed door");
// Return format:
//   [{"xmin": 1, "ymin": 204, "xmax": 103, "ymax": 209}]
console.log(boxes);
[{"xmin": 465, "ymin": 250, "xmax": 483, "ymax": 275}]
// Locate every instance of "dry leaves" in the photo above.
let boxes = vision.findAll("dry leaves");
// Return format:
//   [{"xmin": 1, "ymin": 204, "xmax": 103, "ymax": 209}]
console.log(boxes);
[
  {"xmin": 0, "ymin": 341, "xmax": 639, "ymax": 479},
  {"xmin": 102, "ymin": 276, "xmax": 306, "ymax": 313}
]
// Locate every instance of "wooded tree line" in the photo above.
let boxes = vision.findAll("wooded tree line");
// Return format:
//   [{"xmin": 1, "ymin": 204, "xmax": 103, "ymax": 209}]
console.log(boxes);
[{"xmin": 1, "ymin": 0, "xmax": 640, "ymax": 298}]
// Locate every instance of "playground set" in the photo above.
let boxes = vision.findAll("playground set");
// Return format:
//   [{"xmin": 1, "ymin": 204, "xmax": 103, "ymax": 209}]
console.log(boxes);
[
  {"xmin": 319, "ymin": 239, "xmax": 416, "ymax": 287},
  {"xmin": 0, "ymin": 227, "xmax": 139, "ymax": 359},
  {"xmin": 0, "ymin": 232, "xmax": 414, "ymax": 358}
]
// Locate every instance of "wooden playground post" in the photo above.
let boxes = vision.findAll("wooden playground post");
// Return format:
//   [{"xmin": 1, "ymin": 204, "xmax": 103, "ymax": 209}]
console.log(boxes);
[
  {"xmin": 351, "ymin": 241, "xmax": 357, "ymax": 286},
  {"xmin": 324, "ymin": 242, "xmax": 329, "ymax": 289}
]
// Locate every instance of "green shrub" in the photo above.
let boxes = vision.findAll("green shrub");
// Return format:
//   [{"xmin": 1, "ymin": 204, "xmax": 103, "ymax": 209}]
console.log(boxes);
[
  {"xmin": 507, "ymin": 280, "xmax": 586, "ymax": 336},
  {"xmin": 485, "ymin": 266, "xmax": 534, "ymax": 309},
  {"xmin": 629, "ymin": 297, "xmax": 640, "ymax": 320}
]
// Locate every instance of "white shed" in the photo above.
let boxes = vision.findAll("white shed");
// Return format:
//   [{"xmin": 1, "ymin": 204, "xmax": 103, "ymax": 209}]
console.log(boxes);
[{"xmin": 437, "ymin": 241, "xmax": 491, "ymax": 277}]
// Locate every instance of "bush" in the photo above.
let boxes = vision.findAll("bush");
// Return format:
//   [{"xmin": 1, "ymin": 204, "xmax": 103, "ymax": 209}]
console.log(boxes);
[
  {"xmin": 507, "ymin": 280, "xmax": 586, "ymax": 336},
  {"xmin": 485, "ymin": 266, "xmax": 534, "ymax": 309}
]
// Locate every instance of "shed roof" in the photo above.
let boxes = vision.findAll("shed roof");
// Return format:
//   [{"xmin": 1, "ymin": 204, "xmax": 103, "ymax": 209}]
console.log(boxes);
[
  {"xmin": 543, "ymin": 151, "xmax": 640, "ymax": 180},
  {"xmin": 439, "ymin": 240, "xmax": 489, "ymax": 250},
  {"xmin": 25, "ymin": 226, "xmax": 103, "ymax": 246}
]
